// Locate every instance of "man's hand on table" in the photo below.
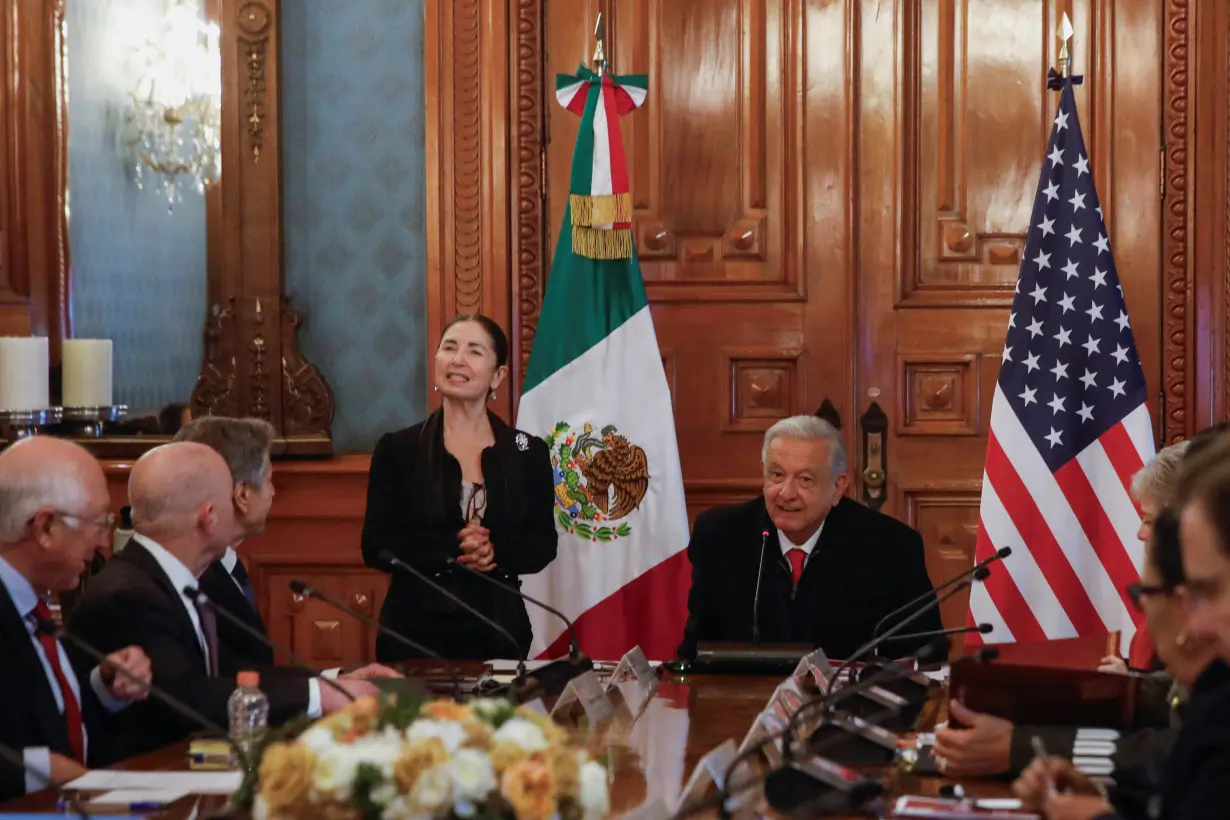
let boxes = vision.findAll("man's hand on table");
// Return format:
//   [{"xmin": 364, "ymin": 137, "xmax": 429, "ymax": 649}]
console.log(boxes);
[
  {"xmin": 931, "ymin": 699, "xmax": 1012, "ymax": 776},
  {"xmin": 1013, "ymin": 756, "xmax": 1104, "ymax": 811},
  {"xmin": 339, "ymin": 663, "xmax": 402, "ymax": 680},
  {"xmin": 320, "ymin": 679, "xmax": 380, "ymax": 713}
]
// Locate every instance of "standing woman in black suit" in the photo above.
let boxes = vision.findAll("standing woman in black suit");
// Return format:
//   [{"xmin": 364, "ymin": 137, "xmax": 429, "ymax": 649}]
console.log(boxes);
[{"xmin": 362, "ymin": 314, "xmax": 558, "ymax": 661}]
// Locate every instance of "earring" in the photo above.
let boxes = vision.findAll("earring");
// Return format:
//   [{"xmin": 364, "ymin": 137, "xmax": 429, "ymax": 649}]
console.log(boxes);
[
  {"xmin": 490, "ymin": 390, "xmax": 497, "ymax": 400},
  {"xmin": 1176, "ymin": 633, "xmax": 1188, "ymax": 647},
  {"xmin": 433, "ymin": 385, "xmax": 439, "ymax": 392}
]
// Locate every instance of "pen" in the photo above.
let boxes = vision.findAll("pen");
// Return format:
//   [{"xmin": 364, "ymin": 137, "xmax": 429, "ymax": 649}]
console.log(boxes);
[{"xmin": 1031, "ymin": 735, "xmax": 1058, "ymax": 796}]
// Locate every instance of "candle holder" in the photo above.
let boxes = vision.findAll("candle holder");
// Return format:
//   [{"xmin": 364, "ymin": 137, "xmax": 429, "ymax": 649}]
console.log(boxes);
[
  {"xmin": 61, "ymin": 405, "xmax": 129, "ymax": 438},
  {"xmin": 0, "ymin": 408, "xmax": 64, "ymax": 440}
]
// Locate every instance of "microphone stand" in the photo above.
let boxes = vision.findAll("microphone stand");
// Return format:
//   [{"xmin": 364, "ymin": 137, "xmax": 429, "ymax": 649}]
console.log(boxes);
[
  {"xmin": 183, "ymin": 587, "xmax": 357, "ymax": 705},
  {"xmin": 288, "ymin": 579, "xmax": 463, "ymax": 702},
  {"xmin": 445, "ymin": 558, "xmax": 593, "ymax": 693},
  {"xmin": 378, "ymin": 551, "xmax": 532, "ymax": 694},
  {"xmin": 868, "ymin": 546, "xmax": 1010, "ymax": 640},
  {"xmin": 876, "ymin": 623, "xmax": 993, "ymax": 646}
]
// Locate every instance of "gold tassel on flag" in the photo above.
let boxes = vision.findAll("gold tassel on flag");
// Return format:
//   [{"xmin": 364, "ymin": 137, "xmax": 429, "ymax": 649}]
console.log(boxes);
[
  {"xmin": 572, "ymin": 226, "xmax": 633, "ymax": 259},
  {"xmin": 569, "ymin": 193, "xmax": 632, "ymax": 227}
]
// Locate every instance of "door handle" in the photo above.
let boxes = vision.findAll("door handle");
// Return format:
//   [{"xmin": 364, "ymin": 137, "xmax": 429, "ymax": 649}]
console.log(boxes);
[{"xmin": 859, "ymin": 402, "xmax": 888, "ymax": 511}]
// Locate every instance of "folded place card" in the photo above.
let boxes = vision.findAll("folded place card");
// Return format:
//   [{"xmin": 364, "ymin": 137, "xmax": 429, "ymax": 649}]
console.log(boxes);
[
  {"xmin": 550, "ymin": 670, "xmax": 614, "ymax": 722},
  {"xmin": 793, "ymin": 647, "xmax": 835, "ymax": 688},
  {"xmin": 674, "ymin": 737, "xmax": 738, "ymax": 809}
]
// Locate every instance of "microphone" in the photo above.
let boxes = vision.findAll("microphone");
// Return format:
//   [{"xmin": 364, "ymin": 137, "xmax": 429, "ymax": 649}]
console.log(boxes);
[
  {"xmin": 752, "ymin": 529, "xmax": 769, "ymax": 645},
  {"xmin": 183, "ymin": 586, "xmax": 355, "ymax": 704},
  {"xmin": 831, "ymin": 566, "xmax": 989, "ymax": 689},
  {"xmin": 287, "ymin": 579, "xmax": 462, "ymax": 700},
  {"xmin": 444, "ymin": 559, "xmax": 593, "ymax": 694},
  {"xmin": 878, "ymin": 623, "xmax": 993, "ymax": 644},
  {"xmin": 378, "ymin": 551, "xmax": 527, "ymax": 685},
  {"xmin": 870, "ymin": 546, "xmax": 1011, "ymax": 639},
  {"xmin": 0, "ymin": 738, "xmax": 92, "ymax": 818},
  {"xmin": 39, "ymin": 622, "xmax": 246, "ymax": 768}
]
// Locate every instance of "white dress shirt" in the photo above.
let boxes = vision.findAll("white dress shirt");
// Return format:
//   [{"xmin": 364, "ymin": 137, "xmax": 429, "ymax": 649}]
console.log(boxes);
[
  {"xmin": 777, "ymin": 521, "xmax": 825, "ymax": 568},
  {"xmin": 131, "ymin": 535, "xmax": 323, "ymax": 717},
  {"xmin": 0, "ymin": 556, "xmax": 127, "ymax": 793},
  {"xmin": 219, "ymin": 546, "xmax": 246, "ymax": 597}
]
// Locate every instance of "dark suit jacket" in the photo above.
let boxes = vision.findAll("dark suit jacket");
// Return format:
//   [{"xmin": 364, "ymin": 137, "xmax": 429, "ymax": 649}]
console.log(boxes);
[
  {"xmin": 1157, "ymin": 659, "xmax": 1230, "ymax": 819},
  {"xmin": 0, "ymin": 578, "xmax": 103, "ymax": 801},
  {"xmin": 677, "ymin": 496, "xmax": 946, "ymax": 662},
  {"xmin": 198, "ymin": 559, "xmax": 272, "ymax": 671},
  {"xmin": 362, "ymin": 409, "xmax": 558, "ymax": 661},
  {"xmin": 67, "ymin": 542, "xmax": 312, "ymax": 765}
]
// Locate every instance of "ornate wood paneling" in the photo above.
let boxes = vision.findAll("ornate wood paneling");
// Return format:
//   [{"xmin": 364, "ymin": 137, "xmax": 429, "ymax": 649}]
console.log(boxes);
[{"xmin": 902, "ymin": 482, "xmax": 981, "ymax": 652}]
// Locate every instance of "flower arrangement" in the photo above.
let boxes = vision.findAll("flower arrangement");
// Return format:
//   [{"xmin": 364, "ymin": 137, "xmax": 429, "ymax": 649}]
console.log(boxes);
[{"xmin": 244, "ymin": 695, "xmax": 610, "ymax": 820}]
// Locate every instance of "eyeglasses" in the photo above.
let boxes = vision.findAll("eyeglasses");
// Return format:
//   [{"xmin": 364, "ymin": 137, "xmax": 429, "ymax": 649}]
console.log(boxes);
[
  {"xmin": 464, "ymin": 484, "xmax": 487, "ymax": 524},
  {"xmin": 53, "ymin": 511, "xmax": 116, "ymax": 535},
  {"xmin": 1126, "ymin": 581, "xmax": 1173, "ymax": 612}
]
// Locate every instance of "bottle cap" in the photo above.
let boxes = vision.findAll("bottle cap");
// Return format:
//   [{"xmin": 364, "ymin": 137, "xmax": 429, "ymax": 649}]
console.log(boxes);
[{"xmin": 237, "ymin": 671, "xmax": 260, "ymax": 688}]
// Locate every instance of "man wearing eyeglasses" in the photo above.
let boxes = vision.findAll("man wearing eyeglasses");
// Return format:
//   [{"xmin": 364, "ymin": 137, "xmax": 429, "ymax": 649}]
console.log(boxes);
[{"xmin": 0, "ymin": 437, "xmax": 152, "ymax": 801}]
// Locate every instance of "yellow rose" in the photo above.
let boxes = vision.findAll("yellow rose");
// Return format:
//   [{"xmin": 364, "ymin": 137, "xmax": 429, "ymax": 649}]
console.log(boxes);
[
  {"xmin": 489, "ymin": 740, "xmax": 529, "ymax": 773},
  {"xmin": 393, "ymin": 737, "xmax": 449, "ymax": 793},
  {"xmin": 422, "ymin": 699, "xmax": 475, "ymax": 722},
  {"xmin": 257, "ymin": 742, "xmax": 316, "ymax": 815},
  {"xmin": 462, "ymin": 718, "xmax": 493, "ymax": 748},
  {"xmin": 548, "ymin": 746, "xmax": 580, "ymax": 800},
  {"xmin": 501, "ymin": 760, "xmax": 557, "ymax": 820}
]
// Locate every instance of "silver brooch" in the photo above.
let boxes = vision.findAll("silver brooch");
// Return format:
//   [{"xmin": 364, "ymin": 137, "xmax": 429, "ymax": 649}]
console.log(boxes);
[{"xmin": 515, "ymin": 432, "xmax": 529, "ymax": 451}]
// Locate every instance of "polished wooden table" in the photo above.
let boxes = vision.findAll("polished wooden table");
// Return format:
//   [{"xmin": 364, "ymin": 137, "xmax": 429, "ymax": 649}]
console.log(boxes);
[{"xmin": 0, "ymin": 672, "xmax": 1010, "ymax": 817}]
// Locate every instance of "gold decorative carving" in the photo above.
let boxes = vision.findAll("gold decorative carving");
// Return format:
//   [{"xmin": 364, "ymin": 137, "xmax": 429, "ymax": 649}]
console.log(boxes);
[
  {"xmin": 237, "ymin": 2, "xmax": 271, "ymax": 162},
  {"xmin": 250, "ymin": 298, "xmax": 269, "ymax": 419},
  {"xmin": 452, "ymin": 0, "xmax": 483, "ymax": 314},
  {"xmin": 281, "ymin": 303, "xmax": 335, "ymax": 438},
  {"xmin": 190, "ymin": 299, "xmax": 240, "ymax": 418}
]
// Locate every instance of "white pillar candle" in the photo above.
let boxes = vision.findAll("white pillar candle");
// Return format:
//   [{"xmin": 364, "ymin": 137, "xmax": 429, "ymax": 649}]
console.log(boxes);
[
  {"xmin": 0, "ymin": 337, "xmax": 50, "ymax": 411},
  {"xmin": 62, "ymin": 339, "xmax": 113, "ymax": 407}
]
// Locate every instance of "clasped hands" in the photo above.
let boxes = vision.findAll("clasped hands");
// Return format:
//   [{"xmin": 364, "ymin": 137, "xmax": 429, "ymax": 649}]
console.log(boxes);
[
  {"xmin": 99, "ymin": 645, "xmax": 153, "ymax": 701},
  {"xmin": 456, "ymin": 521, "xmax": 497, "ymax": 572}
]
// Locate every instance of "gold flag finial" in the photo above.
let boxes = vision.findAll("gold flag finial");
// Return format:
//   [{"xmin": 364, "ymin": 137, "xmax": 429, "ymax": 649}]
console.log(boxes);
[
  {"xmin": 1057, "ymin": 12, "xmax": 1074, "ymax": 77},
  {"xmin": 592, "ymin": 12, "xmax": 607, "ymax": 76}
]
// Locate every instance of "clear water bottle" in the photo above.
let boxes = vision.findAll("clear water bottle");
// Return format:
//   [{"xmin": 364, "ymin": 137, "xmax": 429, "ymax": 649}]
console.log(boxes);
[{"xmin": 228, "ymin": 670, "xmax": 269, "ymax": 770}]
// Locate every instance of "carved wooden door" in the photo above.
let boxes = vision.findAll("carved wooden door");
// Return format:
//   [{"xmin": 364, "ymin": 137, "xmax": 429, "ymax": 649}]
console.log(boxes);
[
  {"xmin": 854, "ymin": 1, "xmax": 1163, "ymax": 639},
  {"xmin": 545, "ymin": 0, "xmax": 858, "ymax": 522}
]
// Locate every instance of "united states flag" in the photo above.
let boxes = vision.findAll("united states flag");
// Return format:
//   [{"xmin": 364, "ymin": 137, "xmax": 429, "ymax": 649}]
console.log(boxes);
[{"xmin": 968, "ymin": 80, "xmax": 1155, "ymax": 652}]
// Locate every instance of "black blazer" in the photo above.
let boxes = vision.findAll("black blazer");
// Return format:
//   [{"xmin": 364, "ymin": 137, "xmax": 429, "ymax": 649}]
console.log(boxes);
[
  {"xmin": 67, "ymin": 541, "xmax": 312, "ymax": 765},
  {"xmin": 1156, "ymin": 659, "xmax": 1230, "ymax": 819},
  {"xmin": 362, "ymin": 409, "xmax": 558, "ymax": 661},
  {"xmin": 677, "ymin": 496, "xmax": 946, "ymax": 662},
  {"xmin": 197, "ymin": 558, "xmax": 273, "ymax": 671},
  {"xmin": 0, "ymin": 579, "xmax": 103, "ymax": 801}
]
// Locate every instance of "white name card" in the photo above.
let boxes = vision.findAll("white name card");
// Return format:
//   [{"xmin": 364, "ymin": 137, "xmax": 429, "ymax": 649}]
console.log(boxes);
[{"xmin": 550, "ymin": 670, "xmax": 613, "ymax": 723}]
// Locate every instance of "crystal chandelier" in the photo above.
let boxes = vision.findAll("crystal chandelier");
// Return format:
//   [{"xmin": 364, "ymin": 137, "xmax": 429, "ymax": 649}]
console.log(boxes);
[{"xmin": 121, "ymin": 0, "xmax": 221, "ymax": 208}]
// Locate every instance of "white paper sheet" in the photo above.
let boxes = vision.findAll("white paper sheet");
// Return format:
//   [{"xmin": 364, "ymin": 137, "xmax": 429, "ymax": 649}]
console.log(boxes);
[
  {"xmin": 66, "ymin": 770, "xmax": 242, "ymax": 795},
  {"xmin": 88, "ymin": 789, "xmax": 190, "ymax": 807}
]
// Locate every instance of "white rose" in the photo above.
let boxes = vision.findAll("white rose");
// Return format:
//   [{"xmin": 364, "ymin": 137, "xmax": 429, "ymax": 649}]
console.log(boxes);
[
  {"xmin": 312, "ymin": 745, "xmax": 362, "ymax": 800},
  {"xmin": 410, "ymin": 764, "xmax": 453, "ymax": 815},
  {"xmin": 578, "ymin": 761, "xmax": 609, "ymax": 819},
  {"xmin": 382, "ymin": 795, "xmax": 431, "ymax": 820},
  {"xmin": 298, "ymin": 725, "xmax": 336, "ymax": 756},
  {"xmin": 490, "ymin": 718, "xmax": 548, "ymax": 753},
  {"xmin": 470, "ymin": 698, "xmax": 505, "ymax": 718},
  {"xmin": 350, "ymin": 731, "xmax": 405, "ymax": 780},
  {"xmin": 406, "ymin": 718, "xmax": 467, "ymax": 753},
  {"xmin": 371, "ymin": 780, "xmax": 400, "ymax": 808},
  {"xmin": 450, "ymin": 748, "xmax": 497, "ymax": 812},
  {"xmin": 251, "ymin": 795, "xmax": 270, "ymax": 820}
]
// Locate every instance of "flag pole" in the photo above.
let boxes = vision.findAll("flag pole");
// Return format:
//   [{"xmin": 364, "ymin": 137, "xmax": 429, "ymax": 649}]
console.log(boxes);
[{"xmin": 592, "ymin": 12, "xmax": 607, "ymax": 76}]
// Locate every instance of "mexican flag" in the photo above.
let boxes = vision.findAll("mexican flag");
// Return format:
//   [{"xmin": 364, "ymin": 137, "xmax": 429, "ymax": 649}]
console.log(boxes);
[{"xmin": 517, "ymin": 65, "xmax": 691, "ymax": 662}]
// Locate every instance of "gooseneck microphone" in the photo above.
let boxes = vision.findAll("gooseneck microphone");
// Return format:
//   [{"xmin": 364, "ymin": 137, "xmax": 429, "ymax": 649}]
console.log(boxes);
[
  {"xmin": 378, "ymin": 550, "xmax": 527, "ymax": 684},
  {"xmin": 831, "ymin": 565, "xmax": 991, "ymax": 687},
  {"xmin": 39, "ymin": 622, "xmax": 247, "ymax": 769},
  {"xmin": 878, "ymin": 623, "xmax": 993, "ymax": 644},
  {"xmin": 0, "ymin": 739, "xmax": 92, "ymax": 818},
  {"xmin": 751, "ymin": 529, "xmax": 769, "ymax": 645},
  {"xmin": 287, "ymin": 579, "xmax": 462, "ymax": 701},
  {"xmin": 445, "ymin": 559, "xmax": 594, "ymax": 694},
  {"xmin": 183, "ymin": 587, "xmax": 355, "ymax": 704},
  {"xmin": 871, "ymin": 546, "xmax": 1011, "ymax": 639}
]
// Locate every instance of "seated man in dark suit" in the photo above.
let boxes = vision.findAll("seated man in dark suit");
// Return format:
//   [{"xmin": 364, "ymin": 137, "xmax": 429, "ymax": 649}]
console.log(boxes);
[
  {"xmin": 172, "ymin": 417, "xmax": 395, "ymax": 679},
  {"xmin": 0, "ymin": 437, "xmax": 151, "ymax": 800},
  {"xmin": 677, "ymin": 415, "xmax": 945, "ymax": 662},
  {"xmin": 69, "ymin": 443, "xmax": 377, "ymax": 764}
]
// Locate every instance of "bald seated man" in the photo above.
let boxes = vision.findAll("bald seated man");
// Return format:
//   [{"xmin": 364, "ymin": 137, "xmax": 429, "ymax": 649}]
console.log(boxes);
[
  {"xmin": 70, "ymin": 443, "xmax": 376, "ymax": 765},
  {"xmin": 0, "ymin": 438, "xmax": 151, "ymax": 800}
]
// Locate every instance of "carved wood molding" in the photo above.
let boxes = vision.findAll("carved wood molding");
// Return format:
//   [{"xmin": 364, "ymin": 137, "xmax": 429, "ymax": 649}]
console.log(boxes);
[
  {"xmin": 192, "ymin": 0, "xmax": 333, "ymax": 453},
  {"xmin": 1161, "ymin": 0, "xmax": 1192, "ymax": 444}
]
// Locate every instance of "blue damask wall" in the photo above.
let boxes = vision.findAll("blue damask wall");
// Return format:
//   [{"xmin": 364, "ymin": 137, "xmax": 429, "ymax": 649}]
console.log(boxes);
[
  {"xmin": 66, "ymin": 0, "xmax": 207, "ymax": 413},
  {"xmin": 282, "ymin": 0, "xmax": 428, "ymax": 453}
]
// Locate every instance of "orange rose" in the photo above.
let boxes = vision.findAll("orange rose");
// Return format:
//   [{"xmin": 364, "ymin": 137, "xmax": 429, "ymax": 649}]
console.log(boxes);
[
  {"xmin": 421, "ymin": 699, "xmax": 475, "ymax": 722},
  {"xmin": 501, "ymin": 760, "xmax": 556, "ymax": 820}
]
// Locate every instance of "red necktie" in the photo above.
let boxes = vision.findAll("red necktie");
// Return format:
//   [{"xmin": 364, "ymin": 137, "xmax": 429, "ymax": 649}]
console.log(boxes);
[
  {"xmin": 786, "ymin": 548, "xmax": 807, "ymax": 586},
  {"xmin": 33, "ymin": 601, "xmax": 85, "ymax": 763}
]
